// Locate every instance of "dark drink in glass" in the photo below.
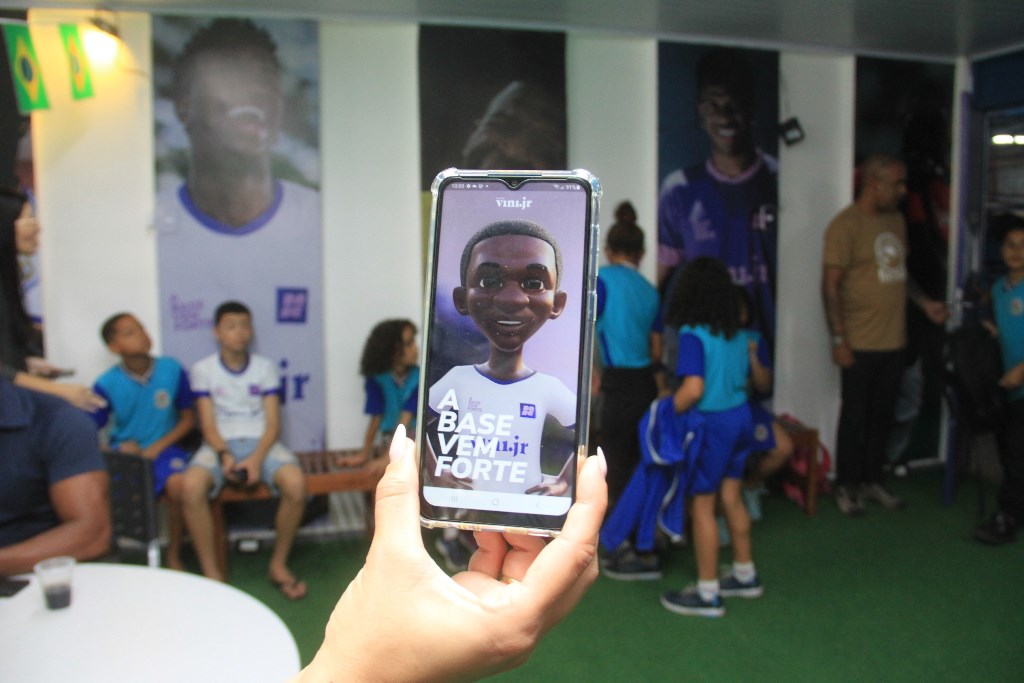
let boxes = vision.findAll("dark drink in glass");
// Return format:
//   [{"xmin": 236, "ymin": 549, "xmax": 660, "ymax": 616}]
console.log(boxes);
[{"xmin": 44, "ymin": 585, "xmax": 71, "ymax": 609}]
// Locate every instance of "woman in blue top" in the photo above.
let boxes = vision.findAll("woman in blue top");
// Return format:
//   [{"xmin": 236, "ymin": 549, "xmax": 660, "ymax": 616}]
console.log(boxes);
[
  {"xmin": 661, "ymin": 257, "xmax": 761, "ymax": 617},
  {"xmin": 338, "ymin": 319, "xmax": 420, "ymax": 467}
]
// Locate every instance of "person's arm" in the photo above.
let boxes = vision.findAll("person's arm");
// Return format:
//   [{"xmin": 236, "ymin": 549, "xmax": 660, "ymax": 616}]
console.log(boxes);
[
  {"xmin": 748, "ymin": 338, "xmax": 772, "ymax": 395},
  {"xmin": 293, "ymin": 425, "xmax": 607, "ymax": 683},
  {"xmin": 141, "ymin": 407, "xmax": 196, "ymax": 460},
  {"xmin": 0, "ymin": 471, "xmax": 111, "ymax": 576},
  {"xmin": 10, "ymin": 371, "xmax": 106, "ymax": 411},
  {"xmin": 999, "ymin": 362, "xmax": 1024, "ymax": 390},
  {"xmin": 673, "ymin": 375, "xmax": 704, "ymax": 414},
  {"xmin": 671, "ymin": 331, "xmax": 704, "ymax": 413},
  {"xmin": 361, "ymin": 414, "xmax": 382, "ymax": 457},
  {"xmin": 821, "ymin": 265, "xmax": 854, "ymax": 368},
  {"xmin": 649, "ymin": 331, "xmax": 666, "ymax": 394},
  {"xmin": 907, "ymin": 277, "xmax": 949, "ymax": 324},
  {"xmin": 337, "ymin": 414, "xmax": 383, "ymax": 468},
  {"xmin": 195, "ymin": 395, "xmax": 233, "ymax": 470}
]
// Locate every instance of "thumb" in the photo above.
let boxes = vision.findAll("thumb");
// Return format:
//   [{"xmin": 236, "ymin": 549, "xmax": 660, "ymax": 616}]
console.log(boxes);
[{"xmin": 369, "ymin": 425, "xmax": 424, "ymax": 551}]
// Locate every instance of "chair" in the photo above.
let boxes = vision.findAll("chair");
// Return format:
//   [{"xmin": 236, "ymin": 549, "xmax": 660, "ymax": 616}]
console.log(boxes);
[{"xmin": 104, "ymin": 451, "xmax": 161, "ymax": 568}]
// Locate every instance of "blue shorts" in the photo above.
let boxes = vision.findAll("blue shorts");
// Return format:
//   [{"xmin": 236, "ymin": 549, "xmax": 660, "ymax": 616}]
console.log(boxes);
[
  {"xmin": 690, "ymin": 403, "xmax": 752, "ymax": 495},
  {"xmin": 747, "ymin": 402, "xmax": 778, "ymax": 453},
  {"xmin": 153, "ymin": 445, "xmax": 190, "ymax": 496},
  {"xmin": 188, "ymin": 438, "xmax": 299, "ymax": 497}
]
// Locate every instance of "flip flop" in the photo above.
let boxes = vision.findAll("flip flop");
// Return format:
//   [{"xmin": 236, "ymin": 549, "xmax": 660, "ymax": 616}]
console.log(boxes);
[{"xmin": 270, "ymin": 576, "xmax": 308, "ymax": 601}]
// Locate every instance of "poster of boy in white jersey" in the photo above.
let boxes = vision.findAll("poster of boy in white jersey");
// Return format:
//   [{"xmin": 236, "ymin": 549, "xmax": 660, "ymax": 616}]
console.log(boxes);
[
  {"xmin": 151, "ymin": 17, "xmax": 324, "ymax": 449},
  {"xmin": 421, "ymin": 182, "xmax": 588, "ymax": 521}
]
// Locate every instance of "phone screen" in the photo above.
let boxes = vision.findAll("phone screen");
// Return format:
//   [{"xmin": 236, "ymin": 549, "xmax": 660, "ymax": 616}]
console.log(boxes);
[{"xmin": 417, "ymin": 170, "xmax": 600, "ymax": 535}]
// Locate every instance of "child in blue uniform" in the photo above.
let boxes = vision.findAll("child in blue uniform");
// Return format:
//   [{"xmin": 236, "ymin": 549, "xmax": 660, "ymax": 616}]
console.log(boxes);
[
  {"xmin": 975, "ymin": 219, "xmax": 1024, "ymax": 544},
  {"xmin": 735, "ymin": 285, "xmax": 792, "ymax": 521},
  {"xmin": 338, "ymin": 319, "xmax": 419, "ymax": 467},
  {"xmin": 661, "ymin": 257, "xmax": 762, "ymax": 617},
  {"xmin": 92, "ymin": 313, "xmax": 196, "ymax": 569}
]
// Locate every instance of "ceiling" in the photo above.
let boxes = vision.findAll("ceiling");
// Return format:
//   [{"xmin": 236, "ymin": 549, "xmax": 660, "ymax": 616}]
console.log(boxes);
[{"xmin": 2, "ymin": 0, "xmax": 1024, "ymax": 61}]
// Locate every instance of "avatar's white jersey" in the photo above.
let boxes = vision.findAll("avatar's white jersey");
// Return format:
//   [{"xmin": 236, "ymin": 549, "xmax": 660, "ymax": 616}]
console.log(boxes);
[{"xmin": 428, "ymin": 365, "xmax": 576, "ymax": 494}]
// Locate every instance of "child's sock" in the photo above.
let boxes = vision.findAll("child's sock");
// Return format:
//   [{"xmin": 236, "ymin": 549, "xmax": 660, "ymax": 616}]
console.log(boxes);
[
  {"xmin": 697, "ymin": 579, "xmax": 720, "ymax": 602},
  {"xmin": 732, "ymin": 561, "xmax": 756, "ymax": 583}
]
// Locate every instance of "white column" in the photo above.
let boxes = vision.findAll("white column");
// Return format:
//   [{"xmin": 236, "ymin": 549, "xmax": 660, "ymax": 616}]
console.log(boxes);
[
  {"xmin": 566, "ymin": 33, "xmax": 658, "ymax": 282},
  {"xmin": 774, "ymin": 52, "xmax": 856, "ymax": 459},
  {"xmin": 319, "ymin": 22, "xmax": 423, "ymax": 447}
]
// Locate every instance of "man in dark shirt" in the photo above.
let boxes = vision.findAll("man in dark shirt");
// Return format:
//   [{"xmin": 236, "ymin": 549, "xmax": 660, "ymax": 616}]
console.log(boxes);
[{"xmin": 0, "ymin": 376, "xmax": 110, "ymax": 576}]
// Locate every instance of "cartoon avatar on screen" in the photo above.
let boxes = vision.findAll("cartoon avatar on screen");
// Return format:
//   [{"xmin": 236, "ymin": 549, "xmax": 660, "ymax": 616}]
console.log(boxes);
[{"xmin": 425, "ymin": 219, "xmax": 578, "ymax": 497}]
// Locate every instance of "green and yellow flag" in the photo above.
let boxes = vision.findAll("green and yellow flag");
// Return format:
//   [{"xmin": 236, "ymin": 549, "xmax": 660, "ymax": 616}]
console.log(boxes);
[
  {"xmin": 60, "ymin": 23, "xmax": 93, "ymax": 100},
  {"xmin": 2, "ymin": 23, "xmax": 49, "ymax": 113}
]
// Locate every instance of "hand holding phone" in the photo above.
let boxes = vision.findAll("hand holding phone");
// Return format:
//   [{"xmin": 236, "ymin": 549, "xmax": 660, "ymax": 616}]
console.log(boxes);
[
  {"xmin": 416, "ymin": 169, "xmax": 601, "ymax": 537},
  {"xmin": 300, "ymin": 427, "xmax": 607, "ymax": 682}
]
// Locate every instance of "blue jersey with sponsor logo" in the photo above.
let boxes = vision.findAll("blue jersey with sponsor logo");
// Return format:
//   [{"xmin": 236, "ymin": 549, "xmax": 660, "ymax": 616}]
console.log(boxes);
[
  {"xmin": 658, "ymin": 153, "xmax": 778, "ymax": 347},
  {"xmin": 93, "ymin": 356, "xmax": 194, "ymax": 449}
]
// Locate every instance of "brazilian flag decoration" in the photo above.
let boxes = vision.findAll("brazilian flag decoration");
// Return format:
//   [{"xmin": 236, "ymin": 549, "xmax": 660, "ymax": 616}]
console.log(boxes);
[
  {"xmin": 3, "ymin": 23, "xmax": 49, "ymax": 113},
  {"xmin": 60, "ymin": 24, "xmax": 93, "ymax": 100}
]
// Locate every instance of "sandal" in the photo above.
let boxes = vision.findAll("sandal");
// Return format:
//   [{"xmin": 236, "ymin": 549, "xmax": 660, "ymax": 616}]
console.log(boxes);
[{"xmin": 269, "ymin": 576, "xmax": 308, "ymax": 601}]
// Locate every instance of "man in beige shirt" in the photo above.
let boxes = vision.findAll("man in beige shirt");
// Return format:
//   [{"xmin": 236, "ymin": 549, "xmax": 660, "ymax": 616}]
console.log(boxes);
[{"xmin": 822, "ymin": 154, "xmax": 948, "ymax": 517}]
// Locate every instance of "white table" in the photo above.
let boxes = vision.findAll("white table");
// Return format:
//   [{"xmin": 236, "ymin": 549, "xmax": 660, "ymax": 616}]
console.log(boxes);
[{"xmin": 0, "ymin": 563, "xmax": 300, "ymax": 682}]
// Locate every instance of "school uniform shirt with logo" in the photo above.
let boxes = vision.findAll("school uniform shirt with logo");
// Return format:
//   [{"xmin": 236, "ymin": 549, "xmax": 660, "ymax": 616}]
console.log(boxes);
[
  {"xmin": 190, "ymin": 353, "xmax": 281, "ymax": 440},
  {"xmin": 992, "ymin": 275, "xmax": 1024, "ymax": 402},
  {"xmin": 92, "ymin": 356, "xmax": 194, "ymax": 449},
  {"xmin": 427, "ymin": 365, "xmax": 576, "ymax": 495},
  {"xmin": 822, "ymin": 204, "xmax": 908, "ymax": 351}
]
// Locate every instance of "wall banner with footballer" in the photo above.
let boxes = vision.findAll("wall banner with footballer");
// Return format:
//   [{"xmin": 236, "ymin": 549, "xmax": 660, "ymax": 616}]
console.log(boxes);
[
  {"xmin": 657, "ymin": 43, "xmax": 780, "ymax": 368},
  {"xmin": 151, "ymin": 16, "xmax": 325, "ymax": 449},
  {"xmin": 417, "ymin": 26, "xmax": 567, "ymax": 190}
]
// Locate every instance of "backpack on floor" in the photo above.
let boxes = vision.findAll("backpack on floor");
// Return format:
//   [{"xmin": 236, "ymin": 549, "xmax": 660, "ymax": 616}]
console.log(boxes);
[{"xmin": 944, "ymin": 324, "xmax": 1006, "ymax": 434}]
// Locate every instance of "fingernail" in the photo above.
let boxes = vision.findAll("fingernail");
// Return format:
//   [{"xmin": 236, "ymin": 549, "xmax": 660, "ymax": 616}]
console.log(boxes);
[
  {"xmin": 389, "ymin": 424, "xmax": 407, "ymax": 463},
  {"xmin": 595, "ymin": 447, "xmax": 608, "ymax": 478}
]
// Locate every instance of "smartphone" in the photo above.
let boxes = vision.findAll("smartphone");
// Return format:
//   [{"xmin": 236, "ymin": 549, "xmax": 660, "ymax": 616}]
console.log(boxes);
[
  {"xmin": 0, "ymin": 577, "xmax": 30, "ymax": 597},
  {"xmin": 416, "ymin": 168, "xmax": 601, "ymax": 537}
]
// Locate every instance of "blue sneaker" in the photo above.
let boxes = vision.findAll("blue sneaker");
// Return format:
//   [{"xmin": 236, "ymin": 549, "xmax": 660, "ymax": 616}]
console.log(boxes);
[
  {"xmin": 603, "ymin": 550, "xmax": 662, "ymax": 581},
  {"xmin": 660, "ymin": 586, "xmax": 725, "ymax": 617},
  {"xmin": 719, "ymin": 572, "xmax": 764, "ymax": 598},
  {"xmin": 435, "ymin": 535, "xmax": 472, "ymax": 573}
]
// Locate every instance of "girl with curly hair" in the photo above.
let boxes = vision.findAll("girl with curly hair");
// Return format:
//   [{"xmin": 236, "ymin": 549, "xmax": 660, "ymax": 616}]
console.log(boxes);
[
  {"xmin": 660, "ymin": 257, "xmax": 761, "ymax": 618},
  {"xmin": 338, "ymin": 319, "xmax": 419, "ymax": 467}
]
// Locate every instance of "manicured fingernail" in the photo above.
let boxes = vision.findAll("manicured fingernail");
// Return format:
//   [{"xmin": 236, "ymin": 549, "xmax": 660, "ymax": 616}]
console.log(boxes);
[
  {"xmin": 595, "ymin": 447, "xmax": 608, "ymax": 478},
  {"xmin": 389, "ymin": 424, "xmax": 407, "ymax": 462}
]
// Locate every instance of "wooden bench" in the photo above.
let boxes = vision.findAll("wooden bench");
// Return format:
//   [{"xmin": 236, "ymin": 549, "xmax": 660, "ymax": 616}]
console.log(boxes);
[{"xmin": 211, "ymin": 448, "xmax": 387, "ymax": 576}]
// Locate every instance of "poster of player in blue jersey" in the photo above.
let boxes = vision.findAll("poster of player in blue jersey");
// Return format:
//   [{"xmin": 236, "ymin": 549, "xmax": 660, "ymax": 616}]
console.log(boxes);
[
  {"xmin": 658, "ymin": 44, "xmax": 779, "ymax": 363},
  {"xmin": 152, "ymin": 16, "xmax": 324, "ymax": 449}
]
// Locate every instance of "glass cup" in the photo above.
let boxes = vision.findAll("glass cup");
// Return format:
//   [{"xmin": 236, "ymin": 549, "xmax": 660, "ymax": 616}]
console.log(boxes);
[{"xmin": 33, "ymin": 556, "xmax": 76, "ymax": 610}]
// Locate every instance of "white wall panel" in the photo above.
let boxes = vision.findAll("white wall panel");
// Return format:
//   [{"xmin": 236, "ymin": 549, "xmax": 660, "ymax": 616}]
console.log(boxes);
[{"xmin": 774, "ymin": 52, "xmax": 856, "ymax": 458}]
